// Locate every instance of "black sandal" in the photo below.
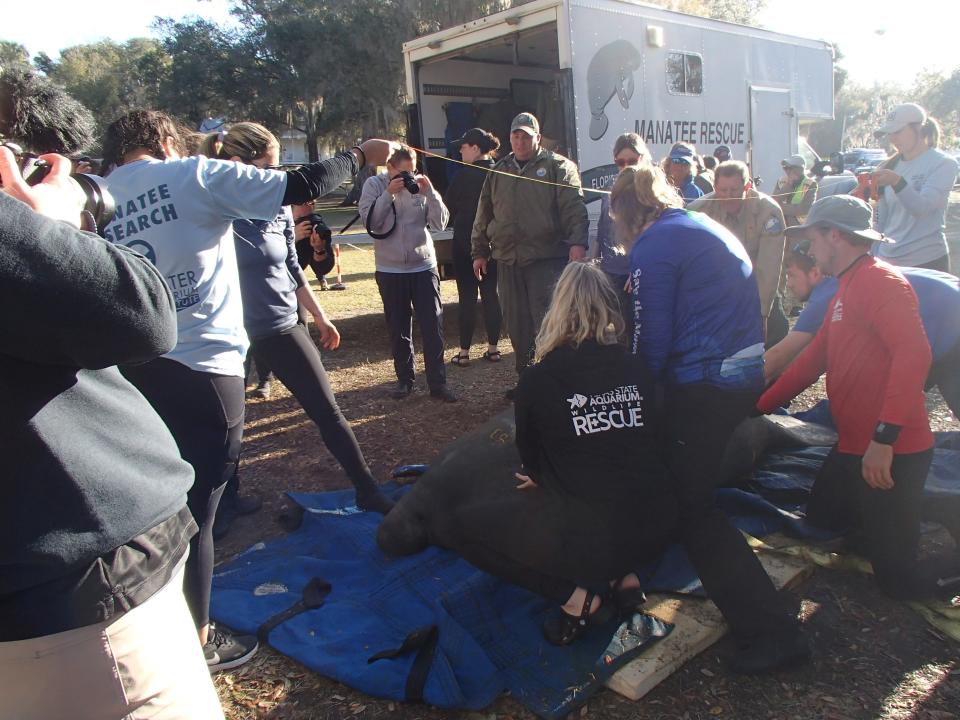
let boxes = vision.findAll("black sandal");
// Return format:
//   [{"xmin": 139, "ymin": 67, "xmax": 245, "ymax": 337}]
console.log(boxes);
[
  {"xmin": 450, "ymin": 354, "xmax": 470, "ymax": 367},
  {"xmin": 482, "ymin": 349, "xmax": 501, "ymax": 362},
  {"xmin": 542, "ymin": 591, "xmax": 613, "ymax": 646}
]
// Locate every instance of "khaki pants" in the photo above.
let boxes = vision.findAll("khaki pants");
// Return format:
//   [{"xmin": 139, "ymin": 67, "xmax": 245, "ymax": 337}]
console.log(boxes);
[{"xmin": 0, "ymin": 565, "xmax": 223, "ymax": 720}]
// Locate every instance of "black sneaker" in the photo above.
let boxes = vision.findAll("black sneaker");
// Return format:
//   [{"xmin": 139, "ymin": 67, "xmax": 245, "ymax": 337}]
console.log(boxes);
[
  {"xmin": 390, "ymin": 381, "xmax": 413, "ymax": 400},
  {"xmin": 728, "ymin": 629, "xmax": 811, "ymax": 675},
  {"xmin": 204, "ymin": 624, "xmax": 258, "ymax": 673},
  {"xmin": 429, "ymin": 385, "xmax": 458, "ymax": 403},
  {"xmin": 251, "ymin": 379, "xmax": 272, "ymax": 400}
]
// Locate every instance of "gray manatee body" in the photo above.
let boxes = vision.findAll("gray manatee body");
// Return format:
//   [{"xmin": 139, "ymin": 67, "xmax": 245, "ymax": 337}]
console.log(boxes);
[{"xmin": 377, "ymin": 412, "xmax": 838, "ymax": 557}]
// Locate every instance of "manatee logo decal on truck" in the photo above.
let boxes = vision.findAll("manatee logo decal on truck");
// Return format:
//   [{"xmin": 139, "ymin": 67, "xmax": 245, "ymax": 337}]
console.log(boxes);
[{"xmin": 587, "ymin": 39, "xmax": 642, "ymax": 141}]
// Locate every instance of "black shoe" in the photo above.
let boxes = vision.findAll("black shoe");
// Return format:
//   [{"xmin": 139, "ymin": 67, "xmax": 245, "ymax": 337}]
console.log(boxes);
[
  {"xmin": 504, "ymin": 386, "xmax": 517, "ymax": 401},
  {"xmin": 356, "ymin": 486, "xmax": 395, "ymax": 514},
  {"xmin": 429, "ymin": 385, "xmax": 458, "ymax": 403},
  {"xmin": 728, "ymin": 629, "xmax": 811, "ymax": 675},
  {"xmin": 233, "ymin": 494, "xmax": 263, "ymax": 516},
  {"xmin": 390, "ymin": 381, "xmax": 413, "ymax": 400},
  {"xmin": 542, "ymin": 591, "xmax": 613, "ymax": 646},
  {"xmin": 204, "ymin": 624, "xmax": 258, "ymax": 673}
]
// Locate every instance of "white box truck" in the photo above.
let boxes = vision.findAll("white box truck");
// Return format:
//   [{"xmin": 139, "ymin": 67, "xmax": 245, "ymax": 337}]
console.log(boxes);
[{"xmin": 401, "ymin": 0, "xmax": 834, "ymax": 276}]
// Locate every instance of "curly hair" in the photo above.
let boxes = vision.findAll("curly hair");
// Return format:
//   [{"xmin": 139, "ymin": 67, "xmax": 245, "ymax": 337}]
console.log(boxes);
[{"xmin": 102, "ymin": 110, "xmax": 184, "ymax": 170}]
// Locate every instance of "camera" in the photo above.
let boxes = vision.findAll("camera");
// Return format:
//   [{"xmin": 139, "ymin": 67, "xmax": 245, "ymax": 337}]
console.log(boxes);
[
  {"xmin": 397, "ymin": 170, "xmax": 420, "ymax": 194},
  {"xmin": 5, "ymin": 145, "xmax": 116, "ymax": 232}
]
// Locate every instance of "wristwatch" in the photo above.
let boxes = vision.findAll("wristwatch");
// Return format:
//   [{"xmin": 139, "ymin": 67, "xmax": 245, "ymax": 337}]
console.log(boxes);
[{"xmin": 873, "ymin": 421, "xmax": 902, "ymax": 445}]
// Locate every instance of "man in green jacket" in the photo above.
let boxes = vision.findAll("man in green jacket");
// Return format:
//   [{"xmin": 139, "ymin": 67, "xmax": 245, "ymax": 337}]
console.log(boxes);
[{"xmin": 471, "ymin": 112, "xmax": 588, "ymax": 393}]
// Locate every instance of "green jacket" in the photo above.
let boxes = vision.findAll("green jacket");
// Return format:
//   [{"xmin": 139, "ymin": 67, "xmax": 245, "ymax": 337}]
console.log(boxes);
[{"xmin": 471, "ymin": 148, "xmax": 588, "ymax": 266}]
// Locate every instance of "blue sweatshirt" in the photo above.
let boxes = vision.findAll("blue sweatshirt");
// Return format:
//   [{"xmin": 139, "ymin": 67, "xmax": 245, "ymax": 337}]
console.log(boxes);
[
  {"xmin": 629, "ymin": 208, "xmax": 764, "ymax": 389},
  {"xmin": 233, "ymin": 209, "xmax": 308, "ymax": 340}
]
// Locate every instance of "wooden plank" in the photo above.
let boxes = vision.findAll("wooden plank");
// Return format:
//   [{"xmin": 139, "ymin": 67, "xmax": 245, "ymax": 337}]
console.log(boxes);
[{"xmin": 606, "ymin": 547, "xmax": 812, "ymax": 701}]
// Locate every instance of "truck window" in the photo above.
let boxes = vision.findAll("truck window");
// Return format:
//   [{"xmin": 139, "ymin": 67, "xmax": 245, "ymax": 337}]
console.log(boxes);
[{"xmin": 666, "ymin": 52, "xmax": 703, "ymax": 95}]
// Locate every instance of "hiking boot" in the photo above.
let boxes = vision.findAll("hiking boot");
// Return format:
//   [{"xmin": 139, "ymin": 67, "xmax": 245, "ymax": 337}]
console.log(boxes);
[
  {"xmin": 429, "ymin": 385, "xmax": 458, "ymax": 403},
  {"xmin": 204, "ymin": 624, "xmax": 258, "ymax": 673},
  {"xmin": 390, "ymin": 381, "xmax": 413, "ymax": 400},
  {"xmin": 728, "ymin": 629, "xmax": 811, "ymax": 675}
]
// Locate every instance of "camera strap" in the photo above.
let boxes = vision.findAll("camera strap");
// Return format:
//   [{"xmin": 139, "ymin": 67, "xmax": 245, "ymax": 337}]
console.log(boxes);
[{"xmin": 364, "ymin": 196, "xmax": 398, "ymax": 239}]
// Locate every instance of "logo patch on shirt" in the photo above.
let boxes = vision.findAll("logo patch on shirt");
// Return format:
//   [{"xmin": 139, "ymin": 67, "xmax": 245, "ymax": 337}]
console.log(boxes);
[
  {"xmin": 567, "ymin": 385, "xmax": 644, "ymax": 436},
  {"xmin": 762, "ymin": 216, "xmax": 784, "ymax": 235},
  {"xmin": 831, "ymin": 299, "xmax": 844, "ymax": 323},
  {"xmin": 536, "ymin": 168, "xmax": 547, "ymax": 177}
]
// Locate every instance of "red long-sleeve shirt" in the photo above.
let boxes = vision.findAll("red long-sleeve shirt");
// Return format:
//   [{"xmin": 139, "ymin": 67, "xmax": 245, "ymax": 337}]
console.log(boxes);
[{"xmin": 758, "ymin": 255, "xmax": 933, "ymax": 455}]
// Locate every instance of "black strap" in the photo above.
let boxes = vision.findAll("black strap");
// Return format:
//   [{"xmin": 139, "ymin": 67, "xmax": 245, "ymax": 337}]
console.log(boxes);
[
  {"xmin": 367, "ymin": 625, "xmax": 439, "ymax": 703},
  {"xmin": 257, "ymin": 577, "xmax": 332, "ymax": 645},
  {"xmin": 364, "ymin": 197, "xmax": 398, "ymax": 239}
]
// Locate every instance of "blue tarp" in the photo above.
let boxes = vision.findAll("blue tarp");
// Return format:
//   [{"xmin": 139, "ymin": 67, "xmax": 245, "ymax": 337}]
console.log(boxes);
[{"xmin": 211, "ymin": 412, "xmax": 960, "ymax": 717}]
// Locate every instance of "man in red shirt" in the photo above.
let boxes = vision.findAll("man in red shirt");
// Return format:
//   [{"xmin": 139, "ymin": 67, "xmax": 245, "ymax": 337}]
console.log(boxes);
[{"xmin": 757, "ymin": 195, "xmax": 938, "ymax": 600}]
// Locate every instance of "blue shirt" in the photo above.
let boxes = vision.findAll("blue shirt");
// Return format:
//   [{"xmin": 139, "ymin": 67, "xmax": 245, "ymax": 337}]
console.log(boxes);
[
  {"xmin": 629, "ymin": 208, "xmax": 764, "ymax": 389},
  {"xmin": 678, "ymin": 177, "xmax": 703, "ymax": 205},
  {"xmin": 233, "ymin": 209, "xmax": 307, "ymax": 340},
  {"xmin": 795, "ymin": 267, "xmax": 960, "ymax": 360}
]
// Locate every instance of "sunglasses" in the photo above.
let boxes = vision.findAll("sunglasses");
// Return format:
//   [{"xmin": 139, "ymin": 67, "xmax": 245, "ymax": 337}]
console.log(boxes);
[{"xmin": 614, "ymin": 155, "xmax": 646, "ymax": 168}]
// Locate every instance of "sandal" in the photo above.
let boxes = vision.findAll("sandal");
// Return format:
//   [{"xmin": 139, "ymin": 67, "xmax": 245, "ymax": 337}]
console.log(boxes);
[
  {"xmin": 542, "ymin": 590, "xmax": 613, "ymax": 646},
  {"xmin": 482, "ymin": 349, "xmax": 502, "ymax": 362},
  {"xmin": 450, "ymin": 354, "xmax": 470, "ymax": 367}
]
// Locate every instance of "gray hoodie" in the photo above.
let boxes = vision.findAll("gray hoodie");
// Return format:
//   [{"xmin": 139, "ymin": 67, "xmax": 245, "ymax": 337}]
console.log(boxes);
[{"xmin": 359, "ymin": 172, "xmax": 449, "ymax": 273}]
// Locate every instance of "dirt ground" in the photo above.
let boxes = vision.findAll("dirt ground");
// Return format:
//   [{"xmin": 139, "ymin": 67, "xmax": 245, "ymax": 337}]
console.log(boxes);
[{"xmin": 213, "ymin": 238, "xmax": 960, "ymax": 719}]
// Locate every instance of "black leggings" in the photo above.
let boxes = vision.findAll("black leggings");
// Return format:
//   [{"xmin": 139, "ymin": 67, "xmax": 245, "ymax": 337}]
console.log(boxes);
[
  {"xmin": 122, "ymin": 358, "xmax": 245, "ymax": 629},
  {"xmin": 453, "ymin": 239, "xmax": 502, "ymax": 349},
  {"xmin": 250, "ymin": 323, "xmax": 377, "ymax": 487}
]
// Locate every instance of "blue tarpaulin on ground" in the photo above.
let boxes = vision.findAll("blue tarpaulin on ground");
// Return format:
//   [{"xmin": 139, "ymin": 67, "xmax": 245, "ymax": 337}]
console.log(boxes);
[{"xmin": 211, "ymin": 411, "xmax": 960, "ymax": 717}]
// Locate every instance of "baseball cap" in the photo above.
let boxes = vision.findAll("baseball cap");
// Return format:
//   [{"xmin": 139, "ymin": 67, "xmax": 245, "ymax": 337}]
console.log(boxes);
[
  {"xmin": 785, "ymin": 194, "xmax": 891, "ymax": 244},
  {"xmin": 781, "ymin": 154, "xmax": 806, "ymax": 169},
  {"xmin": 452, "ymin": 128, "xmax": 489, "ymax": 147},
  {"xmin": 714, "ymin": 145, "xmax": 731, "ymax": 159},
  {"xmin": 510, "ymin": 112, "xmax": 540, "ymax": 136},
  {"xmin": 669, "ymin": 145, "xmax": 695, "ymax": 165},
  {"xmin": 875, "ymin": 103, "xmax": 926, "ymax": 136}
]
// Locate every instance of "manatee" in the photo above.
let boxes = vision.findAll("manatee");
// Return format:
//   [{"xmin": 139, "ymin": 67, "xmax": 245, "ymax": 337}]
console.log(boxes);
[{"xmin": 586, "ymin": 40, "xmax": 642, "ymax": 141}]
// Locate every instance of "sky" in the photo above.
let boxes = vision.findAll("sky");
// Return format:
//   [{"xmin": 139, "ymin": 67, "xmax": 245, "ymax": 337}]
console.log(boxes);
[{"xmin": 3, "ymin": 0, "xmax": 956, "ymax": 89}]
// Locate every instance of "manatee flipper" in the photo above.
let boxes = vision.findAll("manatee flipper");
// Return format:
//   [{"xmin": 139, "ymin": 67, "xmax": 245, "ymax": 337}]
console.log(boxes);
[{"xmin": 590, "ymin": 112, "xmax": 610, "ymax": 141}]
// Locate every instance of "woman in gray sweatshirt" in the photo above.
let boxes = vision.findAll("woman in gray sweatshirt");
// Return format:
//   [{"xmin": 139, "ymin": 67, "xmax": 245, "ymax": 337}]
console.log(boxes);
[
  {"xmin": 359, "ymin": 145, "xmax": 455, "ymax": 402},
  {"xmin": 872, "ymin": 103, "xmax": 959, "ymax": 271}
]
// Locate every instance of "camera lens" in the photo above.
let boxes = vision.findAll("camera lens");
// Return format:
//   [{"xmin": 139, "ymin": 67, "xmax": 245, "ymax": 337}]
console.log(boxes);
[{"xmin": 400, "ymin": 171, "xmax": 420, "ymax": 194}]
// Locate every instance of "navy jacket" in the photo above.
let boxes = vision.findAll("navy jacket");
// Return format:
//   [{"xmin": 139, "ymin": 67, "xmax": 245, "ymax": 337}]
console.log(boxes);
[{"xmin": 629, "ymin": 208, "xmax": 764, "ymax": 389}]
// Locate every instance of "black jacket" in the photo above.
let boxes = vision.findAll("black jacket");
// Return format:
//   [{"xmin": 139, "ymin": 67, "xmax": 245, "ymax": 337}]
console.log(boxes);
[
  {"xmin": 514, "ymin": 341, "xmax": 672, "ymax": 505},
  {"xmin": 0, "ymin": 192, "xmax": 196, "ymax": 639},
  {"xmin": 444, "ymin": 158, "xmax": 495, "ymax": 247}
]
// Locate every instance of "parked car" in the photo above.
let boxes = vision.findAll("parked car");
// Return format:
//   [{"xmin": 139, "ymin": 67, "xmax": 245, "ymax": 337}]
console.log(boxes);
[{"xmin": 843, "ymin": 148, "xmax": 887, "ymax": 172}]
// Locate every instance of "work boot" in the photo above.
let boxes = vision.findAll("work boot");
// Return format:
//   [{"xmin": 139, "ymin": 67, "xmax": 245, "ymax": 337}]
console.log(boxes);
[
  {"xmin": 390, "ymin": 381, "xmax": 413, "ymax": 400},
  {"xmin": 429, "ymin": 384, "xmax": 458, "ymax": 403},
  {"xmin": 728, "ymin": 629, "xmax": 811, "ymax": 675}
]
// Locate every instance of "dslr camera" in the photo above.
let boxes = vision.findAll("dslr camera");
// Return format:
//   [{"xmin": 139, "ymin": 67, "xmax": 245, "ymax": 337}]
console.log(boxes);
[{"xmin": 397, "ymin": 170, "xmax": 420, "ymax": 194}]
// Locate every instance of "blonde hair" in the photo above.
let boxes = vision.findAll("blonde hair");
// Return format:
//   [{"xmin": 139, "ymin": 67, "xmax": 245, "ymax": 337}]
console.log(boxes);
[
  {"xmin": 533, "ymin": 262, "xmax": 624, "ymax": 361},
  {"xmin": 198, "ymin": 122, "xmax": 278, "ymax": 163},
  {"xmin": 609, "ymin": 166, "xmax": 682, "ymax": 255}
]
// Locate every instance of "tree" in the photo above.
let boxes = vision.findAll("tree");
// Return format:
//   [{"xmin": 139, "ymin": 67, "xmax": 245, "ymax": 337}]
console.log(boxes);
[
  {"xmin": 0, "ymin": 40, "xmax": 30, "ymax": 68},
  {"xmin": 37, "ymin": 39, "xmax": 169, "ymax": 134},
  {"xmin": 914, "ymin": 67, "xmax": 959, "ymax": 149},
  {"xmin": 656, "ymin": 0, "xmax": 767, "ymax": 25}
]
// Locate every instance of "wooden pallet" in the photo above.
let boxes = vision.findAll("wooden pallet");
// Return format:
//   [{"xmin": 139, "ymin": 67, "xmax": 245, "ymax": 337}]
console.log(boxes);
[{"xmin": 606, "ymin": 543, "xmax": 813, "ymax": 701}]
